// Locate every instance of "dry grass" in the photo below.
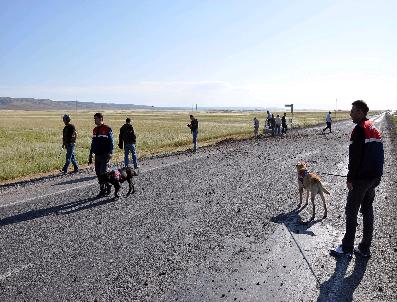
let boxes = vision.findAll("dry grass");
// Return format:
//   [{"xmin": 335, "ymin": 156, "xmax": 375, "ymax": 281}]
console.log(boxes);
[{"xmin": 0, "ymin": 109, "xmax": 351, "ymax": 182}]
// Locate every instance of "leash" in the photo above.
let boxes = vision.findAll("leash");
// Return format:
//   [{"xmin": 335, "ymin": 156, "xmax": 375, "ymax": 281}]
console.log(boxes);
[{"xmin": 318, "ymin": 172, "xmax": 347, "ymax": 178}]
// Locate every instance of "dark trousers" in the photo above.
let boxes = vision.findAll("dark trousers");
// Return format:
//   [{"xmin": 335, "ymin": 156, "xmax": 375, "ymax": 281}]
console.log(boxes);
[
  {"xmin": 95, "ymin": 154, "xmax": 109, "ymax": 191},
  {"xmin": 342, "ymin": 177, "xmax": 381, "ymax": 253},
  {"xmin": 323, "ymin": 122, "xmax": 332, "ymax": 132}
]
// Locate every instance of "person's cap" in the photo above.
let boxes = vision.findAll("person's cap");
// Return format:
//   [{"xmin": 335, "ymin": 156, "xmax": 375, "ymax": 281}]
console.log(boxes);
[
  {"xmin": 126, "ymin": 117, "xmax": 131, "ymax": 123},
  {"xmin": 63, "ymin": 114, "xmax": 71, "ymax": 122}
]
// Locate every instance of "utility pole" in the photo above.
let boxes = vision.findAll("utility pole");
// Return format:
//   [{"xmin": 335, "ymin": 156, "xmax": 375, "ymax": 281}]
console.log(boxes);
[
  {"xmin": 285, "ymin": 104, "xmax": 294, "ymax": 130},
  {"xmin": 195, "ymin": 104, "xmax": 197, "ymax": 111}
]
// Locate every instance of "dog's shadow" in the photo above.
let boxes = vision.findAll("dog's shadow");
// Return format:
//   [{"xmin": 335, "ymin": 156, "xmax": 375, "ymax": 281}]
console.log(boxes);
[
  {"xmin": 270, "ymin": 206, "xmax": 324, "ymax": 236},
  {"xmin": 316, "ymin": 256, "xmax": 369, "ymax": 302},
  {"xmin": 0, "ymin": 195, "xmax": 114, "ymax": 227}
]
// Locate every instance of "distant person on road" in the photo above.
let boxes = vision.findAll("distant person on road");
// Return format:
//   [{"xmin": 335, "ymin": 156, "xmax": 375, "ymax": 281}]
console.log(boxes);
[
  {"xmin": 187, "ymin": 115, "xmax": 199, "ymax": 152},
  {"xmin": 61, "ymin": 114, "xmax": 79, "ymax": 174},
  {"xmin": 88, "ymin": 113, "xmax": 114, "ymax": 197},
  {"xmin": 266, "ymin": 110, "xmax": 272, "ymax": 127},
  {"xmin": 253, "ymin": 117, "xmax": 259, "ymax": 138},
  {"xmin": 270, "ymin": 114, "xmax": 276, "ymax": 137},
  {"xmin": 322, "ymin": 111, "xmax": 332, "ymax": 133},
  {"xmin": 281, "ymin": 112, "xmax": 288, "ymax": 134},
  {"xmin": 331, "ymin": 100, "xmax": 384, "ymax": 258},
  {"xmin": 119, "ymin": 118, "xmax": 139, "ymax": 169},
  {"xmin": 275, "ymin": 114, "xmax": 282, "ymax": 136}
]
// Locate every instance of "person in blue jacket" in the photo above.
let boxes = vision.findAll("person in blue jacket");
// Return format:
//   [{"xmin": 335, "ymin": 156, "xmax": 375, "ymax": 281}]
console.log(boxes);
[
  {"xmin": 331, "ymin": 100, "xmax": 384, "ymax": 258},
  {"xmin": 88, "ymin": 113, "xmax": 114, "ymax": 197}
]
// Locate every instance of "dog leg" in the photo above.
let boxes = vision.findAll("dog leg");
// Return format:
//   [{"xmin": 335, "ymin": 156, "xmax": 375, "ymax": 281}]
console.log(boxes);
[
  {"xmin": 126, "ymin": 178, "xmax": 135, "ymax": 196},
  {"xmin": 310, "ymin": 192, "xmax": 316, "ymax": 221},
  {"xmin": 305, "ymin": 190, "xmax": 309, "ymax": 207},
  {"xmin": 114, "ymin": 182, "xmax": 121, "ymax": 199},
  {"xmin": 320, "ymin": 191, "xmax": 327, "ymax": 219},
  {"xmin": 298, "ymin": 187, "xmax": 303, "ymax": 207}
]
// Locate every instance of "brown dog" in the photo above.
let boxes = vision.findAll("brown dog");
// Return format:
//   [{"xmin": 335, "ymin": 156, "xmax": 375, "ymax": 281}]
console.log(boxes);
[{"xmin": 296, "ymin": 161, "xmax": 330, "ymax": 220}]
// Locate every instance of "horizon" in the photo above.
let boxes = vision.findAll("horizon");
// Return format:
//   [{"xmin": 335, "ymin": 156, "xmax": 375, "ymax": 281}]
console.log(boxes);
[{"xmin": 1, "ymin": 1, "xmax": 396, "ymax": 110}]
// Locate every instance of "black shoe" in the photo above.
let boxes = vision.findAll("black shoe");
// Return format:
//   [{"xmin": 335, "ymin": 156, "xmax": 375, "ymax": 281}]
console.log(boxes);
[
  {"xmin": 72, "ymin": 169, "xmax": 79, "ymax": 173},
  {"xmin": 105, "ymin": 185, "xmax": 112, "ymax": 196},
  {"xmin": 329, "ymin": 245, "xmax": 353, "ymax": 258},
  {"xmin": 354, "ymin": 247, "xmax": 371, "ymax": 258},
  {"xmin": 97, "ymin": 190, "xmax": 106, "ymax": 198}
]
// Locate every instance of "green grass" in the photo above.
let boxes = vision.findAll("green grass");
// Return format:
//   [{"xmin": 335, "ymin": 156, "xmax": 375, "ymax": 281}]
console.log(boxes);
[{"xmin": 0, "ymin": 110, "xmax": 352, "ymax": 182}]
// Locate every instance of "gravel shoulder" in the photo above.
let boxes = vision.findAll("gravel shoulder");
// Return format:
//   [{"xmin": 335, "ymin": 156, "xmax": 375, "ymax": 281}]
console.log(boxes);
[{"xmin": 0, "ymin": 114, "xmax": 396, "ymax": 301}]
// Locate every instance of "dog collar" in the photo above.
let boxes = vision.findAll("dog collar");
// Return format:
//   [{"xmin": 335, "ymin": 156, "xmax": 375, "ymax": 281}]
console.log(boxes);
[{"xmin": 298, "ymin": 170, "xmax": 308, "ymax": 183}]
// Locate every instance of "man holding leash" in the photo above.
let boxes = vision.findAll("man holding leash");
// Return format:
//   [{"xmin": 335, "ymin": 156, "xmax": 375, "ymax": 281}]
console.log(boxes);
[
  {"xmin": 331, "ymin": 100, "xmax": 384, "ymax": 258},
  {"xmin": 61, "ymin": 114, "xmax": 79, "ymax": 174},
  {"xmin": 89, "ymin": 113, "xmax": 114, "ymax": 197}
]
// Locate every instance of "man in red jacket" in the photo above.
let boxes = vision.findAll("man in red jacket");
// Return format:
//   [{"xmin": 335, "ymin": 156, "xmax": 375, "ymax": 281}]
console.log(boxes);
[
  {"xmin": 330, "ymin": 100, "xmax": 384, "ymax": 258},
  {"xmin": 88, "ymin": 113, "xmax": 114, "ymax": 197}
]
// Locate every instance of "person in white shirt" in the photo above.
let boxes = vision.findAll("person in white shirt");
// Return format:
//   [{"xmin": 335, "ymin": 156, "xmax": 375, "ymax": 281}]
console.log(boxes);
[{"xmin": 323, "ymin": 111, "xmax": 332, "ymax": 133}]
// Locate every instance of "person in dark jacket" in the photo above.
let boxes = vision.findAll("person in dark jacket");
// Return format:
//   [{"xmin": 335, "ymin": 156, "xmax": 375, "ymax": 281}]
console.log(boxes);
[
  {"xmin": 331, "ymin": 100, "xmax": 384, "ymax": 258},
  {"xmin": 119, "ymin": 118, "xmax": 139, "ymax": 169},
  {"xmin": 88, "ymin": 113, "xmax": 114, "ymax": 196},
  {"xmin": 187, "ymin": 115, "xmax": 198, "ymax": 152},
  {"xmin": 270, "ymin": 114, "xmax": 276, "ymax": 137},
  {"xmin": 61, "ymin": 114, "xmax": 79, "ymax": 174},
  {"xmin": 281, "ymin": 112, "xmax": 288, "ymax": 134}
]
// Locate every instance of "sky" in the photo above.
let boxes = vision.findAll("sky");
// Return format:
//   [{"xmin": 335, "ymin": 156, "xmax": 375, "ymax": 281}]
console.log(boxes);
[{"xmin": 1, "ymin": 0, "xmax": 396, "ymax": 110}]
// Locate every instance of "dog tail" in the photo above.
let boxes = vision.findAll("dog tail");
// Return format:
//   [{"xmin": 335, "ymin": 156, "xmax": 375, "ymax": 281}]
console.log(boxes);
[{"xmin": 319, "ymin": 182, "xmax": 330, "ymax": 195}]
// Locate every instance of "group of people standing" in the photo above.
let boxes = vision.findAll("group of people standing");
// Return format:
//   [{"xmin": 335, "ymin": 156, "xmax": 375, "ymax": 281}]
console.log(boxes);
[
  {"xmin": 62, "ymin": 113, "xmax": 139, "ymax": 196},
  {"xmin": 62, "ymin": 113, "xmax": 199, "ymax": 196},
  {"xmin": 253, "ymin": 111, "xmax": 288, "ymax": 138}
]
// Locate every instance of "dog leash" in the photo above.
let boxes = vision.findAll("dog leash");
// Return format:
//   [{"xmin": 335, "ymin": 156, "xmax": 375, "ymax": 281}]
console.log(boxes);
[{"xmin": 318, "ymin": 172, "xmax": 347, "ymax": 178}]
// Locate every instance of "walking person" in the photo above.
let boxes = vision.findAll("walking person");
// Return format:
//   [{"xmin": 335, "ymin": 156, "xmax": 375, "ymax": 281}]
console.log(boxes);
[
  {"xmin": 266, "ymin": 110, "xmax": 272, "ymax": 127},
  {"xmin": 119, "ymin": 118, "xmax": 139, "ymax": 169},
  {"xmin": 281, "ymin": 112, "xmax": 288, "ymax": 134},
  {"xmin": 88, "ymin": 113, "xmax": 114, "ymax": 197},
  {"xmin": 61, "ymin": 114, "xmax": 79, "ymax": 174},
  {"xmin": 270, "ymin": 114, "xmax": 276, "ymax": 137},
  {"xmin": 253, "ymin": 117, "xmax": 259, "ymax": 138},
  {"xmin": 275, "ymin": 114, "xmax": 282, "ymax": 136},
  {"xmin": 330, "ymin": 100, "xmax": 384, "ymax": 258},
  {"xmin": 322, "ymin": 111, "xmax": 332, "ymax": 133},
  {"xmin": 187, "ymin": 114, "xmax": 199, "ymax": 152}
]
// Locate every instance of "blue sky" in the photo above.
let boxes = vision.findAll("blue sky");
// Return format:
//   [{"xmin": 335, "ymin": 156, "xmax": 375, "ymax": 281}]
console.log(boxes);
[{"xmin": 1, "ymin": 0, "xmax": 396, "ymax": 109}]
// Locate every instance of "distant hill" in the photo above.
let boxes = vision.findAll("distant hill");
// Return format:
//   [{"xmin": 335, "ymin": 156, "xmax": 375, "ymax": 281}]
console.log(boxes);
[{"xmin": 0, "ymin": 97, "xmax": 154, "ymax": 111}]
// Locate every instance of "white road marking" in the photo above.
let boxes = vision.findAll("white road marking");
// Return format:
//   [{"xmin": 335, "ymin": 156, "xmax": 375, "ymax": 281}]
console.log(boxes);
[{"xmin": 0, "ymin": 263, "xmax": 34, "ymax": 281}]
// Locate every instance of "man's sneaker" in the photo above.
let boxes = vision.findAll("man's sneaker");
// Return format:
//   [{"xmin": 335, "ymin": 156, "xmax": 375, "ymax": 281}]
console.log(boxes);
[
  {"xmin": 354, "ymin": 247, "xmax": 371, "ymax": 258},
  {"xmin": 97, "ymin": 190, "xmax": 106, "ymax": 198},
  {"xmin": 329, "ymin": 245, "xmax": 353, "ymax": 258}
]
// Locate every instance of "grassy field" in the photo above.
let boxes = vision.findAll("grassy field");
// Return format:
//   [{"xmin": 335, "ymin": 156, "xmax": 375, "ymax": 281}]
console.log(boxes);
[{"xmin": 0, "ymin": 110, "xmax": 352, "ymax": 182}]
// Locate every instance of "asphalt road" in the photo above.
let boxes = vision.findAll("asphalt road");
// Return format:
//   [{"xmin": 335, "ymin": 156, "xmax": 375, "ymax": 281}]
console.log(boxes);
[{"xmin": 1, "ymin": 114, "xmax": 396, "ymax": 302}]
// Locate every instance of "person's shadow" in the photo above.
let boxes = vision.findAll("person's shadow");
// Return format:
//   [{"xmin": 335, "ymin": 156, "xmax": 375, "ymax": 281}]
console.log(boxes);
[
  {"xmin": 317, "ymin": 256, "xmax": 369, "ymax": 302},
  {"xmin": 0, "ymin": 195, "xmax": 114, "ymax": 227}
]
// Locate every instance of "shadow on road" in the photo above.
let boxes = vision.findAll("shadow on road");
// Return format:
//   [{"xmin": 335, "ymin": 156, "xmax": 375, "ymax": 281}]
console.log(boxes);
[
  {"xmin": 0, "ymin": 195, "xmax": 114, "ymax": 227},
  {"xmin": 316, "ymin": 256, "xmax": 369, "ymax": 302},
  {"xmin": 270, "ymin": 207, "xmax": 324, "ymax": 236},
  {"xmin": 54, "ymin": 175, "xmax": 97, "ymax": 186}
]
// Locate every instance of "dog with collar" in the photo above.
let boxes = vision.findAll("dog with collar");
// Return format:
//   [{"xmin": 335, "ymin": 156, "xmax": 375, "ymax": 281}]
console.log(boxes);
[
  {"xmin": 101, "ymin": 167, "xmax": 138, "ymax": 198},
  {"xmin": 296, "ymin": 161, "xmax": 330, "ymax": 220}
]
